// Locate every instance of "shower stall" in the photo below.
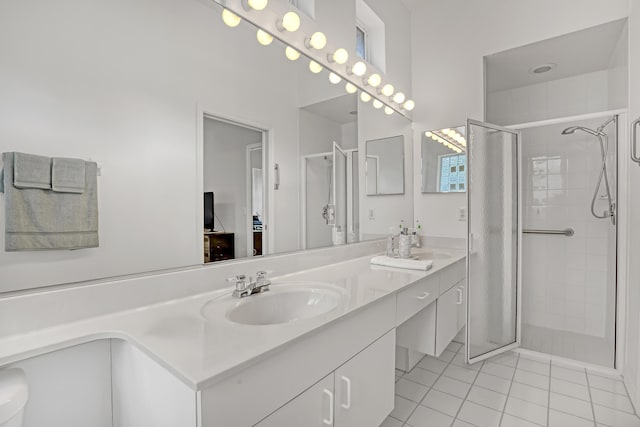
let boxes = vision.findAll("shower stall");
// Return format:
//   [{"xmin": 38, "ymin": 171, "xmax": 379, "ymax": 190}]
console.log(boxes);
[
  {"xmin": 518, "ymin": 114, "xmax": 618, "ymax": 367},
  {"xmin": 302, "ymin": 143, "xmax": 359, "ymax": 250},
  {"xmin": 464, "ymin": 112, "xmax": 621, "ymax": 369}
]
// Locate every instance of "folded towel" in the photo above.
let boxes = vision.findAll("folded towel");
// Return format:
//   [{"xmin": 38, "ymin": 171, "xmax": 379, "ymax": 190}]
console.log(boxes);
[
  {"xmin": 2, "ymin": 152, "xmax": 99, "ymax": 251},
  {"xmin": 13, "ymin": 152, "xmax": 51, "ymax": 190},
  {"xmin": 52, "ymin": 157, "xmax": 85, "ymax": 193},
  {"xmin": 370, "ymin": 255, "xmax": 433, "ymax": 271}
]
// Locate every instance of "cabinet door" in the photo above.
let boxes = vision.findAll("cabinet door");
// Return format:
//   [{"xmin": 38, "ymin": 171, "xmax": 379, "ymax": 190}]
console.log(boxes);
[
  {"xmin": 334, "ymin": 330, "xmax": 395, "ymax": 427},
  {"xmin": 435, "ymin": 285, "xmax": 461, "ymax": 356},
  {"xmin": 255, "ymin": 374, "xmax": 335, "ymax": 427}
]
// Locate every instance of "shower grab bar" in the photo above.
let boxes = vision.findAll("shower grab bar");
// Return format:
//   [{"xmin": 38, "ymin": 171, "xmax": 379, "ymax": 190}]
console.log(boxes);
[
  {"xmin": 632, "ymin": 117, "xmax": 640, "ymax": 165},
  {"xmin": 523, "ymin": 228, "xmax": 574, "ymax": 237}
]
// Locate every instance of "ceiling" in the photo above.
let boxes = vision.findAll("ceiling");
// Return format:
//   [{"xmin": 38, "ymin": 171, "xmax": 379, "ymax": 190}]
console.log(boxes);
[
  {"xmin": 486, "ymin": 19, "xmax": 628, "ymax": 92},
  {"xmin": 302, "ymin": 94, "xmax": 358, "ymax": 124}
]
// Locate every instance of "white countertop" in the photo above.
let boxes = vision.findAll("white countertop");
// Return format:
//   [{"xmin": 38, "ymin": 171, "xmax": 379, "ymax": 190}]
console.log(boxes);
[{"xmin": 0, "ymin": 248, "xmax": 465, "ymax": 390}]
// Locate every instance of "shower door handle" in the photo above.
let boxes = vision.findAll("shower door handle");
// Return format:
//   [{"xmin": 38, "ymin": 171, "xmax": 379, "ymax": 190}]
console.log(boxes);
[{"xmin": 632, "ymin": 117, "xmax": 640, "ymax": 165}]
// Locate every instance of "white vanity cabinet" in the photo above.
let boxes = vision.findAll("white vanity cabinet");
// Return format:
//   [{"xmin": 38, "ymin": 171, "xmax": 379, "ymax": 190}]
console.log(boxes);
[
  {"xmin": 435, "ymin": 280, "xmax": 465, "ymax": 355},
  {"xmin": 256, "ymin": 330, "xmax": 395, "ymax": 427},
  {"xmin": 255, "ymin": 374, "xmax": 335, "ymax": 427},
  {"xmin": 396, "ymin": 258, "xmax": 466, "ymax": 364},
  {"xmin": 334, "ymin": 330, "xmax": 395, "ymax": 427}
]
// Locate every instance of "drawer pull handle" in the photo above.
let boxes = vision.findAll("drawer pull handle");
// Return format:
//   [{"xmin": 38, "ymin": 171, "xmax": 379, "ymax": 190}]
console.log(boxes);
[
  {"xmin": 341, "ymin": 376, "xmax": 352, "ymax": 409},
  {"xmin": 415, "ymin": 292, "xmax": 430, "ymax": 300},
  {"xmin": 323, "ymin": 389, "xmax": 334, "ymax": 425},
  {"xmin": 456, "ymin": 288, "xmax": 463, "ymax": 305}
]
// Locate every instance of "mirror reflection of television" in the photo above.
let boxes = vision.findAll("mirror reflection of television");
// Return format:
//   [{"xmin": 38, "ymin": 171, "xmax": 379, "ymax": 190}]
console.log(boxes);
[{"xmin": 204, "ymin": 192, "xmax": 214, "ymax": 231}]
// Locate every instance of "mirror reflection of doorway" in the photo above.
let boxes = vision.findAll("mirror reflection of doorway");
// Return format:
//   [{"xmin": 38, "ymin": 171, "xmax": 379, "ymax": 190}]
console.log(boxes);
[{"xmin": 203, "ymin": 115, "xmax": 266, "ymax": 263}]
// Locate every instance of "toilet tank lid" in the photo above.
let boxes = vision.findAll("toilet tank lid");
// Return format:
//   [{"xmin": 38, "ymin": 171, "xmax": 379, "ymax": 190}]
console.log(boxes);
[{"xmin": 0, "ymin": 369, "xmax": 28, "ymax": 424}]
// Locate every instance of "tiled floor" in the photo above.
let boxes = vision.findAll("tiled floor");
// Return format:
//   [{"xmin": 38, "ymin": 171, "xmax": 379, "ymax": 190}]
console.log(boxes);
[{"xmin": 382, "ymin": 342, "xmax": 640, "ymax": 427}]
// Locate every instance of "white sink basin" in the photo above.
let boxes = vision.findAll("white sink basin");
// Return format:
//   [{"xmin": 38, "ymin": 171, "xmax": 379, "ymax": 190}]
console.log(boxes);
[{"xmin": 201, "ymin": 282, "xmax": 344, "ymax": 326}]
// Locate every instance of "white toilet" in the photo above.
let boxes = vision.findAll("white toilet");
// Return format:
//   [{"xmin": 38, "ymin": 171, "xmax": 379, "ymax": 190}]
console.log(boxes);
[{"xmin": 0, "ymin": 369, "xmax": 28, "ymax": 427}]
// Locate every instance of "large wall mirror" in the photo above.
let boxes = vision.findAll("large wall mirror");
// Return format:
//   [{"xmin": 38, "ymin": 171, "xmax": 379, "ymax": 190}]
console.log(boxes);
[
  {"xmin": 0, "ymin": 0, "xmax": 413, "ymax": 292},
  {"xmin": 421, "ymin": 126, "xmax": 467, "ymax": 194}
]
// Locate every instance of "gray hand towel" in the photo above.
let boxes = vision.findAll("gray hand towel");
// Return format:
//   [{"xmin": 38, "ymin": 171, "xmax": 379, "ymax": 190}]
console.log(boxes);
[
  {"xmin": 13, "ymin": 152, "xmax": 52, "ymax": 190},
  {"xmin": 52, "ymin": 157, "xmax": 85, "ymax": 193},
  {"xmin": 2, "ymin": 152, "xmax": 99, "ymax": 251}
]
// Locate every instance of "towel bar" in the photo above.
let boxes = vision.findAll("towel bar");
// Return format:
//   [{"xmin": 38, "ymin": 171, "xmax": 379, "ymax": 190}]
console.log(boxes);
[{"xmin": 523, "ymin": 228, "xmax": 574, "ymax": 237}]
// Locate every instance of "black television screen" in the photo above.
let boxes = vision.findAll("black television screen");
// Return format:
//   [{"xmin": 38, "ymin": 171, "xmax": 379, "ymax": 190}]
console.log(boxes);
[{"xmin": 204, "ymin": 192, "xmax": 214, "ymax": 230}]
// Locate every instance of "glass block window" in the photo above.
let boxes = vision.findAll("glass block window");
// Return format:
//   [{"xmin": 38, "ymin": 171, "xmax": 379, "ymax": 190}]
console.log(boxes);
[{"xmin": 439, "ymin": 154, "xmax": 467, "ymax": 192}]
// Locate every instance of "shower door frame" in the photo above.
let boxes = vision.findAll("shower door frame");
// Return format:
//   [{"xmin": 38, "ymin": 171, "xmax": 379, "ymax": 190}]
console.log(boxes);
[
  {"xmin": 466, "ymin": 119, "xmax": 523, "ymax": 365},
  {"xmin": 508, "ymin": 108, "xmax": 626, "ymax": 371}
]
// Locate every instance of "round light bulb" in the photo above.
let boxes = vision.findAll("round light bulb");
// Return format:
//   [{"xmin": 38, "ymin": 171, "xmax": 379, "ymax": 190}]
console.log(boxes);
[
  {"xmin": 392, "ymin": 92, "xmax": 406, "ymax": 104},
  {"xmin": 247, "ymin": 0, "xmax": 268, "ymax": 11},
  {"xmin": 380, "ymin": 84, "xmax": 395, "ymax": 97},
  {"xmin": 384, "ymin": 106, "xmax": 394, "ymax": 115},
  {"xmin": 279, "ymin": 11, "xmax": 300, "ymax": 32},
  {"xmin": 345, "ymin": 82, "xmax": 357, "ymax": 94},
  {"xmin": 285, "ymin": 46, "xmax": 300, "ymax": 61},
  {"xmin": 403, "ymin": 100, "xmax": 415, "ymax": 111},
  {"xmin": 307, "ymin": 32, "xmax": 327, "ymax": 50},
  {"xmin": 256, "ymin": 29, "xmax": 273, "ymax": 46},
  {"xmin": 372, "ymin": 99, "xmax": 383, "ymax": 109},
  {"xmin": 442, "ymin": 128, "xmax": 451, "ymax": 134},
  {"xmin": 431, "ymin": 135, "xmax": 437, "ymax": 141},
  {"xmin": 360, "ymin": 92, "xmax": 372, "ymax": 102},
  {"xmin": 425, "ymin": 131, "xmax": 433, "ymax": 137},
  {"xmin": 351, "ymin": 61, "xmax": 367, "ymax": 77},
  {"xmin": 367, "ymin": 73, "xmax": 382, "ymax": 87},
  {"xmin": 329, "ymin": 72, "xmax": 342, "ymax": 84},
  {"xmin": 331, "ymin": 48, "xmax": 349, "ymax": 65},
  {"xmin": 222, "ymin": 9, "xmax": 241, "ymax": 27},
  {"xmin": 309, "ymin": 60, "xmax": 323, "ymax": 74}
]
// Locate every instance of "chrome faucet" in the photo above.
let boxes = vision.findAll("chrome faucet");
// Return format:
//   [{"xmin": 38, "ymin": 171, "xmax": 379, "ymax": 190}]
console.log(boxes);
[{"xmin": 228, "ymin": 271, "xmax": 271, "ymax": 298}]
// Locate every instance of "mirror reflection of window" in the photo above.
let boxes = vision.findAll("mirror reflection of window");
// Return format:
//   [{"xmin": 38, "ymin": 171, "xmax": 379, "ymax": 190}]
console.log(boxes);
[{"xmin": 421, "ymin": 126, "xmax": 467, "ymax": 194}]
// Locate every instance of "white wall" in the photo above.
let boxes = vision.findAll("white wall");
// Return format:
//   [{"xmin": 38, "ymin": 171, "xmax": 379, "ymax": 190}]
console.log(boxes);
[
  {"xmin": 203, "ymin": 118, "xmax": 262, "ymax": 259},
  {"xmin": 411, "ymin": 0, "xmax": 629, "ymax": 238},
  {"xmin": 8, "ymin": 341, "xmax": 112, "ymax": 427},
  {"xmin": 111, "ymin": 340, "xmax": 196, "ymax": 427},
  {"xmin": 487, "ymin": 70, "xmax": 611, "ymax": 126},
  {"xmin": 624, "ymin": 0, "xmax": 640, "ymax": 409}
]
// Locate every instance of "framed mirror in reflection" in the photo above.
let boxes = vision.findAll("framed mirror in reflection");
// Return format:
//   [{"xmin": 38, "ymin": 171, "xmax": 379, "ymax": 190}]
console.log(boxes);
[
  {"xmin": 365, "ymin": 136, "xmax": 405, "ymax": 196},
  {"xmin": 421, "ymin": 126, "xmax": 467, "ymax": 194},
  {"xmin": 0, "ymin": 0, "xmax": 414, "ymax": 292}
]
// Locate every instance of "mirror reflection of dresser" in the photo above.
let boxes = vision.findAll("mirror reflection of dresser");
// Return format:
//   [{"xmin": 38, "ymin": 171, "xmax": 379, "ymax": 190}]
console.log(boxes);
[{"xmin": 203, "ymin": 232, "xmax": 235, "ymax": 263}]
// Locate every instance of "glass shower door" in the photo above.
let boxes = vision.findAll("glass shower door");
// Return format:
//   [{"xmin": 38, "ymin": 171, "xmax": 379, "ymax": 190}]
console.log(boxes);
[{"xmin": 466, "ymin": 119, "xmax": 521, "ymax": 364}]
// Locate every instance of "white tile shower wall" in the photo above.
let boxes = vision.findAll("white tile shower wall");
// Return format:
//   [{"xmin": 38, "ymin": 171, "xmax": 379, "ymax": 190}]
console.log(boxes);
[{"xmin": 521, "ymin": 122, "xmax": 615, "ymax": 339}]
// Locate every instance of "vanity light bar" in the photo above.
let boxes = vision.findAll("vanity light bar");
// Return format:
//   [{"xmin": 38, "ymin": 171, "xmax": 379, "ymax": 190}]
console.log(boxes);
[{"xmin": 217, "ymin": 0, "xmax": 414, "ymax": 117}]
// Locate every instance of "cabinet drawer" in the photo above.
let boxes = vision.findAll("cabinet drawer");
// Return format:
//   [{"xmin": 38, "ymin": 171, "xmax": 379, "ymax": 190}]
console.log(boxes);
[{"xmin": 397, "ymin": 275, "xmax": 439, "ymax": 326}]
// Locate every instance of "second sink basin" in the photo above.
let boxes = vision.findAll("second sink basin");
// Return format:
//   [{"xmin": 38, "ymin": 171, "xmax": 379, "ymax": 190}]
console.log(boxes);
[{"xmin": 201, "ymin": 282, "xmax": 345, "ymax": 326}]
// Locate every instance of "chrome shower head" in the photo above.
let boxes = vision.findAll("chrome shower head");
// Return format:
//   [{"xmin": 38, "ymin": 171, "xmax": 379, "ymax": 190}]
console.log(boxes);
[
  {"xmin": 561, "ymin": 126, "xmax": 579, "ymax": 135},
  {"xmin": 561, "ymin": 126, "xmax": 599, "ymax": 136}
]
